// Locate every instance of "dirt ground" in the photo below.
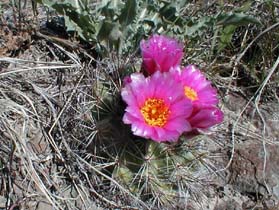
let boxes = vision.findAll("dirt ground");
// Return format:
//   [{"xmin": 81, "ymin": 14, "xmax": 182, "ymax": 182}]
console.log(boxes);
[{"xmin": 0, "ymin": 1, "xmax": 279, "ymax": 210}]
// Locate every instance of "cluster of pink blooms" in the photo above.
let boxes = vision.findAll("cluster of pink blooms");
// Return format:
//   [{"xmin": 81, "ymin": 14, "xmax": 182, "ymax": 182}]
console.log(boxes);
[{"xmin": 121, "ymin": 34, "xmax": 223, "ymax": 142}]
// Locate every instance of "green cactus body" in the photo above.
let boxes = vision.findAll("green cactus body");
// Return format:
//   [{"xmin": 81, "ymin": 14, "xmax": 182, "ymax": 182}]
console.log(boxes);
[
  {"xmin": 91, "ymin": 70, "xmax": 207, "ymax": 208},
  {"xmin": 112, "ymin": 137, "xmax": 205, "ymax": 206}
]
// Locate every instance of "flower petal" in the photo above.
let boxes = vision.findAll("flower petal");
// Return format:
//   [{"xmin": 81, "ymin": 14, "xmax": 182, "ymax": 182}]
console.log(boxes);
[
  {"xmin": 121, "ymin": 71, "xmax": 192, "ymax": 142},
  {"xmin": 140, "ymin": 34, "xmax": 184, "ymax": 75},
  {"xmin": 189, "ymin": 107, "xmax": 224, "ymax": 129}
]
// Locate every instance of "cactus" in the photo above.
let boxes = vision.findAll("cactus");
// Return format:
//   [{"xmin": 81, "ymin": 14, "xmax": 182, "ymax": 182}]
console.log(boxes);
[
  {"xmin": 89, "ymin": 59, "xmax": 208, "ymax": 209},
  {"xmin": 92, "ymin": 92, "xmax": 205, "ymax": 208},
  {"xmin": 112, "ymin": 135, "xmax": 206, "ymax": 208},
  {"xmin": 88, "ymin": 30, "xmax": 225, "ymax": 207}
]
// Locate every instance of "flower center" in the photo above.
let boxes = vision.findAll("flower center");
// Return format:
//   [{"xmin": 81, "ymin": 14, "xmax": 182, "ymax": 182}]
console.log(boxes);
[
  {"xmin": 140, "ymin": 98, "xmax": 170, "ymax": 127},
  {"xmin": 184, "ymin": 86, "xmax": 198, "ymax": 101}
]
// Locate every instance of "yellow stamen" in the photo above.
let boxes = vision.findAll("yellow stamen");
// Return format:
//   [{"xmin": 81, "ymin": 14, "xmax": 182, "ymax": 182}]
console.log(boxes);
[
  {"xmin": 184, "ymin": 86, "xmax": 198, "ymax": 101},
  {"xmin": 140, "ymin": 98, "xmax": 170, "ymax": 127}
]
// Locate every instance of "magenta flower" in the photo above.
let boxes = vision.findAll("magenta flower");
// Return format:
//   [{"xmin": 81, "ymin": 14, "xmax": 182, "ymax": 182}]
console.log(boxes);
[
  {"xmin": 123, "ymin": 75, "xmax": 132, "ymax": 85},
  {"xmin": 121, "ymin": 71, "xmax": 193, "ymax": 142},
  {"xmin": 172, "ymin": 65, "xmax": 219, "ymax": 109},
  {"xmin": 140, "ymin": 34, "xmax": 184, "ymax": 75},
  {"xmin": 189, "ymin": 107, "xmax": 224, "ymax": 129}
]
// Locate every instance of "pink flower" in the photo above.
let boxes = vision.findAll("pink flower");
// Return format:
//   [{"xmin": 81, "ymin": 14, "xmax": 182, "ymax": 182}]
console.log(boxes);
[
  {"xmin": 121, "ymin": 71, "xmax": 192, "ymax": 142},
  {"xmin": 189, "ymin": 107, "xmax": 224, "ymax": 129},
  {"xmin": 123, "ymin": 75, "xmax": 132, "ymax": 85},
  {"xmin": 172, "ymin": 65, "xmax": 219, "ymax": 109},
  {"xmin": 171, "ymin": 65, "xmax": 223, "ymax": 130},
  {"xmin": 140, "ymin": 34, "xmax": 184, "ymax": 75}
]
